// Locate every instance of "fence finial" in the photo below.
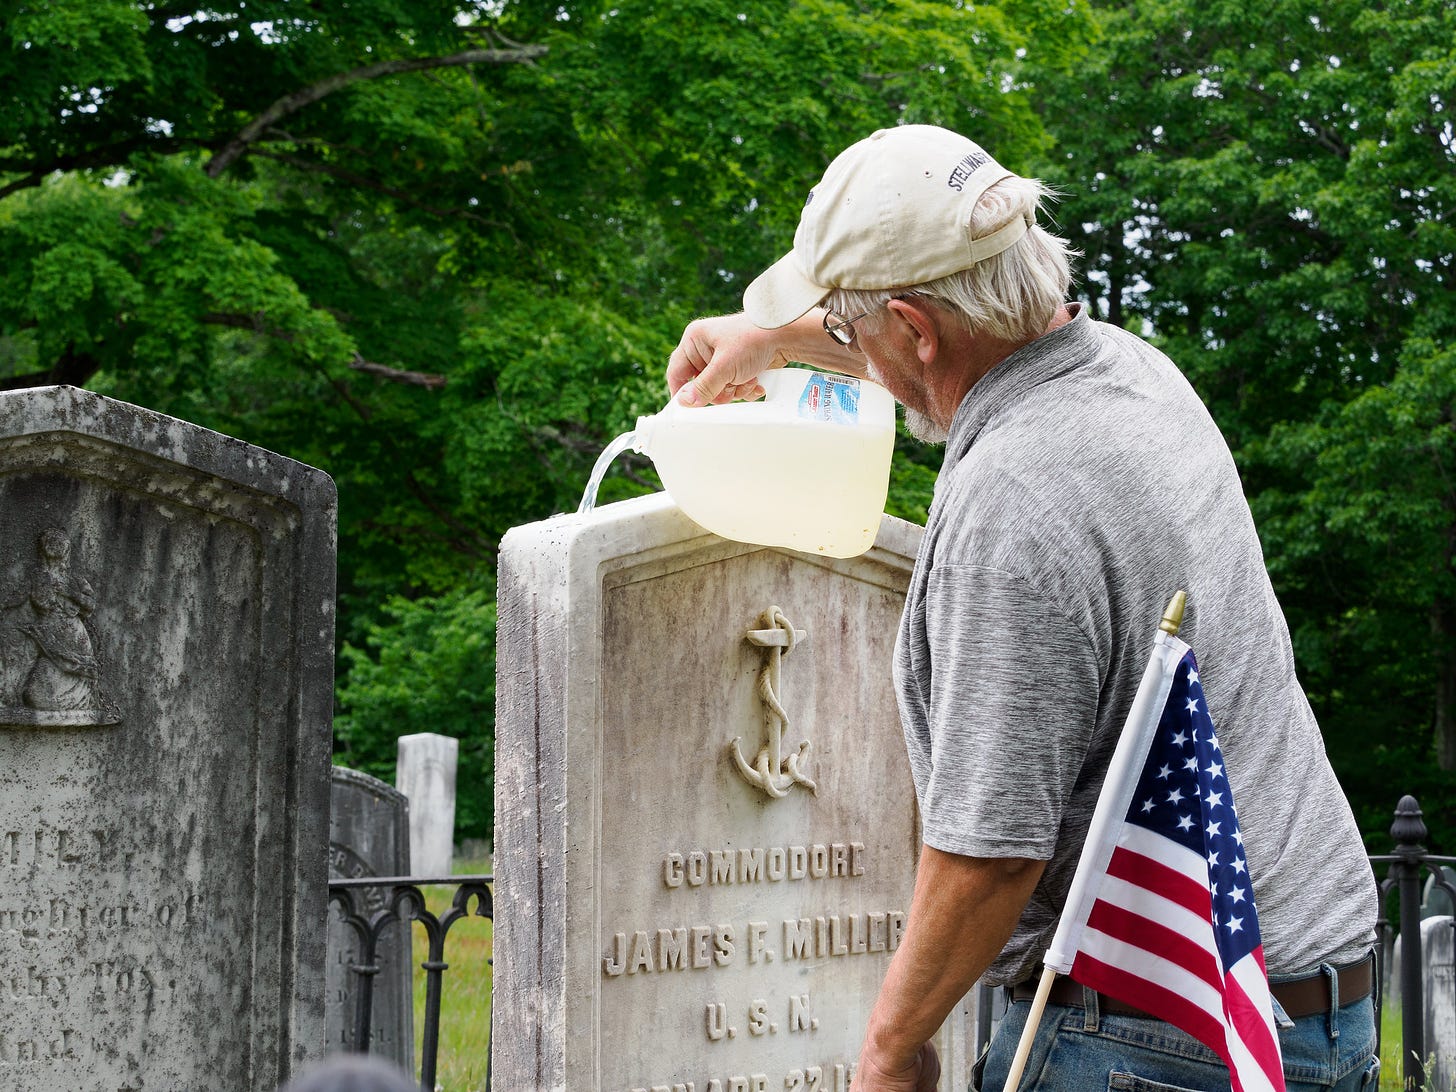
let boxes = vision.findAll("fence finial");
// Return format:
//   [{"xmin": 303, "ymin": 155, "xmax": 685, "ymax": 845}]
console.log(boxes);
[{"xmin": 1391, "ymin": 794, "xmax": 1427, "ymax": 855}]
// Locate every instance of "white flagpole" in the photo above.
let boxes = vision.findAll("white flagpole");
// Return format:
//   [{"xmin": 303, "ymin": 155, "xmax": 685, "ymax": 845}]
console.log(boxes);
[{"xmin": 999, "ymin": 591, "xmax": 1188, "ymax": 1092}]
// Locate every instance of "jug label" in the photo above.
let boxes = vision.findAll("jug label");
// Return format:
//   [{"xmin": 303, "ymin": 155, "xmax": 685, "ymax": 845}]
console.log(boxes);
[{"xmin": 797, "ymin": 374, "xmax": 860, "ymax": 426}]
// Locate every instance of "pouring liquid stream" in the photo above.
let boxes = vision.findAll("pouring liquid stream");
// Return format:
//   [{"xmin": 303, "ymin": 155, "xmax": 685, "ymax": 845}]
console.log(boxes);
[{"xmin": 577, "ymin": 429, "xmax": 638, "ymax": 515}]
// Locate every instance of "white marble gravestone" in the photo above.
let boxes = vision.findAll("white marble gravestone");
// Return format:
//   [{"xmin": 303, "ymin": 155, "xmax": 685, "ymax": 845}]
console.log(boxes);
[
  {"xmin": 0, "ymin": 386, "xmax": 334, "ymax": 1090},
  {"xmin": 493, "ymin": 492, "xmax": 977, "ymax": 1092},
  {"xmin": 327, "ymin": 766, "xmax": 414, "ymax": 1067},
  {"xmin": 1424, "ymin": 916, "xmax": 1455, "ymax": 1092},
  {"xmin": 396, "ymin": 732, "xmax": 457, "ymax": 878}
]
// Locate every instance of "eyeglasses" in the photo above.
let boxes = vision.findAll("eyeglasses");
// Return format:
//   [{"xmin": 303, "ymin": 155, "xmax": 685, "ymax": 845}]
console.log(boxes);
[{"xmin": 823, "ymin": 307, "xmax": 870, "ymax": 348}]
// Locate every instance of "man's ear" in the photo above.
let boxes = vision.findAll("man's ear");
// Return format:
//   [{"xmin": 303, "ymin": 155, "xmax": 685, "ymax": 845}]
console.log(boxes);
[{"xmin": 886, "ymin": 297, "xmax": 939, "ymax": 365}]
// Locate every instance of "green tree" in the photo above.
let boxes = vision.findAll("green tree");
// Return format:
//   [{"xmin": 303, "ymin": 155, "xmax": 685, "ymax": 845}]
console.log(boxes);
[
  {"xmin": 4, "ymin": 0, "xmax": 1092, "ymax": 840},
  {"xmin": 334, "ymin": 583, "xmax": 498, "ymax": 839},
  {"xmin": 1029, "ymin": 0, "xmax": 1456, "ymax": 847}
]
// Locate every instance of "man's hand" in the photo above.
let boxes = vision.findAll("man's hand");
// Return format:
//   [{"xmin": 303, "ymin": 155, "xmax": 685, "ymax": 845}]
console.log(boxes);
[
  {"xmin": 854, "ymin": 1040, "xmax": 941, "ymax": 1092},
  {"xmin": 666, "ymin": 313, "xmax": 780, "ymax": 406},
  {"xmin": 666, "ymin": 309, "xmax": 867, "ymax": 406},
  {"xmin": 851, "ymin": 848, "xmax": 1045, "ymax": 1092}
]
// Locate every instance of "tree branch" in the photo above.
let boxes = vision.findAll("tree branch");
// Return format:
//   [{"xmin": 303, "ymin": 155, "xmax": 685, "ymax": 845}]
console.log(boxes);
[
  {"xmin": 348, "ymin": 356, "xmax": 447, "ymax": 390},
  {"xmin": 206, "ymin": 44, "xmax": 548, "ymax": 177},
  {"xmin": 0, "ymin": 342, "xmax": 103, "ymax": 391},
  {"xmin": 201, "ymin": 311, "xmax": 448, "ymax": 389},
  {"xmin": 248, "ymin": 145, "xmax": 507, "ymax": 228},
  {"xmin": 0, "ymin": 136, "xmax": 192, "ymax": 201}
]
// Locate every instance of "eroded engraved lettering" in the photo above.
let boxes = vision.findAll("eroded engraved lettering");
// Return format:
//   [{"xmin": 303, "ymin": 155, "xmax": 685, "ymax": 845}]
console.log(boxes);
[
  {"xmin": 0, "ymin": 828, "xmax": 126, "ymax": 871},
  {"xmin": 658, "ymin": 928, "xmax": 688, "ymax": 971},
  {"xmin": 662, "ymin": 843, "xmax": 865, "ymax": 889},
  {"xmin": 710, "ymin": 851, "xmax": 735, "ymax": 884},
  {"xmin": 705, "ymin": 1002, "xmax": 728, "ymax": 1042},
  {"xmin": 631, "ymin": 1071, "xmax": 852, "ymax": 1092},
  {"xmin": 781, "ymin": 912, "xmax": 905, "ymax": 962},
  {"xmin": 738, "ymin": 847, "xmax": 763, "ymax": 883},
  {"xmin": 0, "ymin": 1028, "xmax": 80, "ymax": 1066},
  {"xmin": 605, "ymin": 912, "xmax": 898, "ymax": 977},
  {"xmin": 0, "ymin": 887, "xmax": 205, "ymax": 948},
  {"xmin": 746, "ymin": 920, "xmax": 771, "ymax": 964},
  {"xmin": 788, "ymin": 993, "xmax": 814, "ymax": 1033}
]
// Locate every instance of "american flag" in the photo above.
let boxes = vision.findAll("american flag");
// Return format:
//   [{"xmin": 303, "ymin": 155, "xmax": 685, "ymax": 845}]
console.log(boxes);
[{"xmin": 1059, "ymin": 644, "xmax": 1285, "ymax": 1092}]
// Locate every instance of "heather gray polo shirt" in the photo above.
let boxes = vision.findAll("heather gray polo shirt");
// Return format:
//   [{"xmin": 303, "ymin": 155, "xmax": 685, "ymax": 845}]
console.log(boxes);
[{"xmin": 894, "ymin": 304, "xmax": 1377, "ymax": 986}]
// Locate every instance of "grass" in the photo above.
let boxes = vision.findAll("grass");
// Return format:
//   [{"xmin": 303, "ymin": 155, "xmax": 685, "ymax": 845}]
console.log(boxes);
[
  {"xmin": 1381, "ymin": 1002, "xmax": 1452, "ymax": 1092},
  {"xmin": 408, "ymin": 855, "xmax": 494, "ymax": 1092}
]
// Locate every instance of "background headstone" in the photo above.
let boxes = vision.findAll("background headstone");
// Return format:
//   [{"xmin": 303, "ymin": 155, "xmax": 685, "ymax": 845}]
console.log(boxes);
[
  {"xmin": 396, "ymin": 732, "xmax": 457, "ymax": 878},
  {"xmin": 493, "ymin": 492, "xmax": 978, "ymax": 1092},
  {"xmin": 1425, "ymin": 916, "xmax": 1455, "ymax": 1092},
  {"xmin": 0, "ymin": 386, "xmax": 334, "ymax": 1091},
  {"xmin": 327, "ymin": 766, "xmax": 414, "ymax": 1069},
  {"xmin": 1424, "ymin": 868, "xmax": 1455, "ymax": 920}
]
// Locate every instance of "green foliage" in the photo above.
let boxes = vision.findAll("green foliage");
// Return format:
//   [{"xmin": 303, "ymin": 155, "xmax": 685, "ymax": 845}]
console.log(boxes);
[
  {"xmin": 6, "ymin": 0, "xmax": 1098, "ymax": 841},
  {"xmin": 335, "ymin": 584, "xmax": 498, "ymax": 839},
  {"xmin": 1028, "ymin": 0, "xmax": 1456, "ymax": 850},
  {"xmin": 19, "ymin": 0, "xmax": 1453, "ymax": 859}
]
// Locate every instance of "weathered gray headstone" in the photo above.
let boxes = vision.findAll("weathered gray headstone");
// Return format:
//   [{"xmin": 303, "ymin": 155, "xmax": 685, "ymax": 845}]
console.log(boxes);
[
  {"xmin": 396, "ymin": 733, "xmax": 457, "ymax": 878},
  {"xmin": 1425, "ymin": 916, "xmax": 1455, "ymax": 1092},
  {"xmin": 1424, "ymin": 869, "xmax": 1455, "ymax": 920},
  {"xmin": 327, "ymin": 766, "xmax": 414, "ymax": 1068},
  {"xmin": 0, "ymin": 386, "xmax": 334, "ymax": 1090},
  {"xmin": 493, "ymin": 492, "xmax": 978, "ymax": 1092}
]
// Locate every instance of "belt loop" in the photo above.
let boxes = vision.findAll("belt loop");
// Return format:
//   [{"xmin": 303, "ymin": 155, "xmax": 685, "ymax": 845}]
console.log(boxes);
[
  {"xmin": 1082, "ymin": 983, "xmax": 1100, "ymax": 1033},
  {"xmin": 1323, "ymin": 962, "xmax": 1340, "ymax": 1040}
]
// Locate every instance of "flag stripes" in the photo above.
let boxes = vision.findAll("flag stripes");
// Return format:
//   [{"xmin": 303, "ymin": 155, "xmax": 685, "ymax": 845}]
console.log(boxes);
[{"xmin": 1045, "ymin": 640, "xmax": 1286, "ymax": 1092}]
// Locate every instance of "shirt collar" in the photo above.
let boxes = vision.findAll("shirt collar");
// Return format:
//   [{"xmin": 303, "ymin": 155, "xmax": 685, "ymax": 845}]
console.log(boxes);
[{"xmin": 941, "ymin": 302, "xmax": 1098, "ymax": 470}]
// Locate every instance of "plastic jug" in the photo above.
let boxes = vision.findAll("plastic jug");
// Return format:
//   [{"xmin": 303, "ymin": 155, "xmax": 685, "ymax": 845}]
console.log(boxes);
[{"xmin": 631, "ymin": 368, "xmax": 896, "ymax": 558}]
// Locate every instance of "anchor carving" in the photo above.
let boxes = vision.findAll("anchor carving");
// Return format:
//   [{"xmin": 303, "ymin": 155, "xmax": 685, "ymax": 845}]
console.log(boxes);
[{"xmin": 730, "ymin": 606, "xmax": 817, "ymax": 799}]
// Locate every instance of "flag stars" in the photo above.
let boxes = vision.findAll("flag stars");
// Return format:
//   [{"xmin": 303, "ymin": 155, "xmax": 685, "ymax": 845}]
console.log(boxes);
[
  {"xmin": 1229, "ymin": 885, "xmax": 1247, "ymax": 904},
  {"xmin": 1184, "ymin": 757, "xmax": 1199, "ymax": 772},
  {"xmin": 1170, "ymin": 730, "xmax": 1189, "ymax": 748},
  {"xmin": 1207, "ymin": 850, "xmax": 1220, "ymax": 868},
  {"xmin": 1205, "ymin": 760, "xmax": 1224, "ymax": 780},
  {"xmin": 1157, "ymin": 764, "xmax": 1173, "ymax": 780},
  {"xmin": 1141, "ymin": 797, "xmax": 1155, "ymax": 814},
  {"xmin": 1167, "ymin": 787, "xmax": 1185, "ymax": 805},
  {"xmin": 1207, "ymin": 790, "xmax": 1224, "ymax": 809},
  {"xmin": 1188, "ymin": 669, "xmax": 1199, "ymax": 684},
  {"xmin": 1177, "ymin": 814, "xmax": 1195, "ymax": 831},
  {"xmin": 1225, "ymin": 915, "xmax": 1244, "ymax": 934},
  {"xmin": 1232, "ymin": 858, "xmax": 1247, "ymax": 875},
  {"xmin": 1186, "ymin": 697, "xmax": 1200, "ymax": 713},
  {"xmin": 1206, "ymin": 820, "xmax": 1222, "ymax": 838}
]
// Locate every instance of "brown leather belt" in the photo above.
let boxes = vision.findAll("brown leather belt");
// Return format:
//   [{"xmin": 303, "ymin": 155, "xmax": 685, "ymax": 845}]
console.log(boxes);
[{"xmin": 1010, "ymin": 954, "xmax": 1373, "ymax": 1020}]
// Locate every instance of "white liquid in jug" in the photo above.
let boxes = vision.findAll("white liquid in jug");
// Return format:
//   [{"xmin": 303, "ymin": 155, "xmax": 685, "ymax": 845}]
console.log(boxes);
[{"xmin": 633, "ymin": 369, "xmax": 896, "ymax": 558}]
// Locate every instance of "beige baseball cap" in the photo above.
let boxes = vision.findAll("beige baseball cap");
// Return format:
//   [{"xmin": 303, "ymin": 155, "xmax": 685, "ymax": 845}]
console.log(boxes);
[{"xmin": 743, "ymin": 125, "xmax": 1030, "ymax": 329}]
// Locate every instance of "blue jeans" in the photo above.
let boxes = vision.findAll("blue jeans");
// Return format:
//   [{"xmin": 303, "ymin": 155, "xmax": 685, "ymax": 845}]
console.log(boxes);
[{"xmin": 978, "ymin": 983, "xmax": 1379, "ymax": 1091}]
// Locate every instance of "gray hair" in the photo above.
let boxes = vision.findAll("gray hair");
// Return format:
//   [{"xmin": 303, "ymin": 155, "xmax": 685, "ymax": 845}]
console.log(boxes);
[{"xmin": 827, "ymin": 175, "xmax": 1077, "ymax": 342}]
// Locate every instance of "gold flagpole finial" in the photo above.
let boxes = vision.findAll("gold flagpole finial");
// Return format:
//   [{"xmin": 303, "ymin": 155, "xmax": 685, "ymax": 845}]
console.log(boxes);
[{"xmin": 1159, "ymin": 590, "xmax": 1188, "ymax": 637}]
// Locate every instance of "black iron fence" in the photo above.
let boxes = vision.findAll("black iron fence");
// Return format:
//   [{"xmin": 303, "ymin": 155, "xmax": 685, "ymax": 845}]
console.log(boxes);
[
  {"xmin": 329, "ymin": 874, "xmax": 493, "ymax": 1092},
  {"xmin": 1372, "ymin": 795, "xmax": 1456, "ymax": 1092},
  {"xmin": 329, "ymin": 797, "xmax": 1454, "ymax": 1092}
]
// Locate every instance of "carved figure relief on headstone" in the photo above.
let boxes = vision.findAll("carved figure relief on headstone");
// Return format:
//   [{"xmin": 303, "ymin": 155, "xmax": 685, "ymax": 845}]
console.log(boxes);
[{"xmin": 0, "ymin": 528, "xmax": 120, "ymax": 726}]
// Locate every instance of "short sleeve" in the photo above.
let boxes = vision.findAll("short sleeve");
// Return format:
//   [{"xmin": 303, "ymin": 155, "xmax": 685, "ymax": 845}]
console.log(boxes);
[{"xmin": 918, "ymin": 564, "xmax": 1101, "ymax": 860}]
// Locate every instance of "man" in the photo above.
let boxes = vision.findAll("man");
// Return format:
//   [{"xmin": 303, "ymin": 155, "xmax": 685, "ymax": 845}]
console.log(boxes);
[{"xmin": 666, "ymin": 126, "xmax": 1378, "ymax": 1092}]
